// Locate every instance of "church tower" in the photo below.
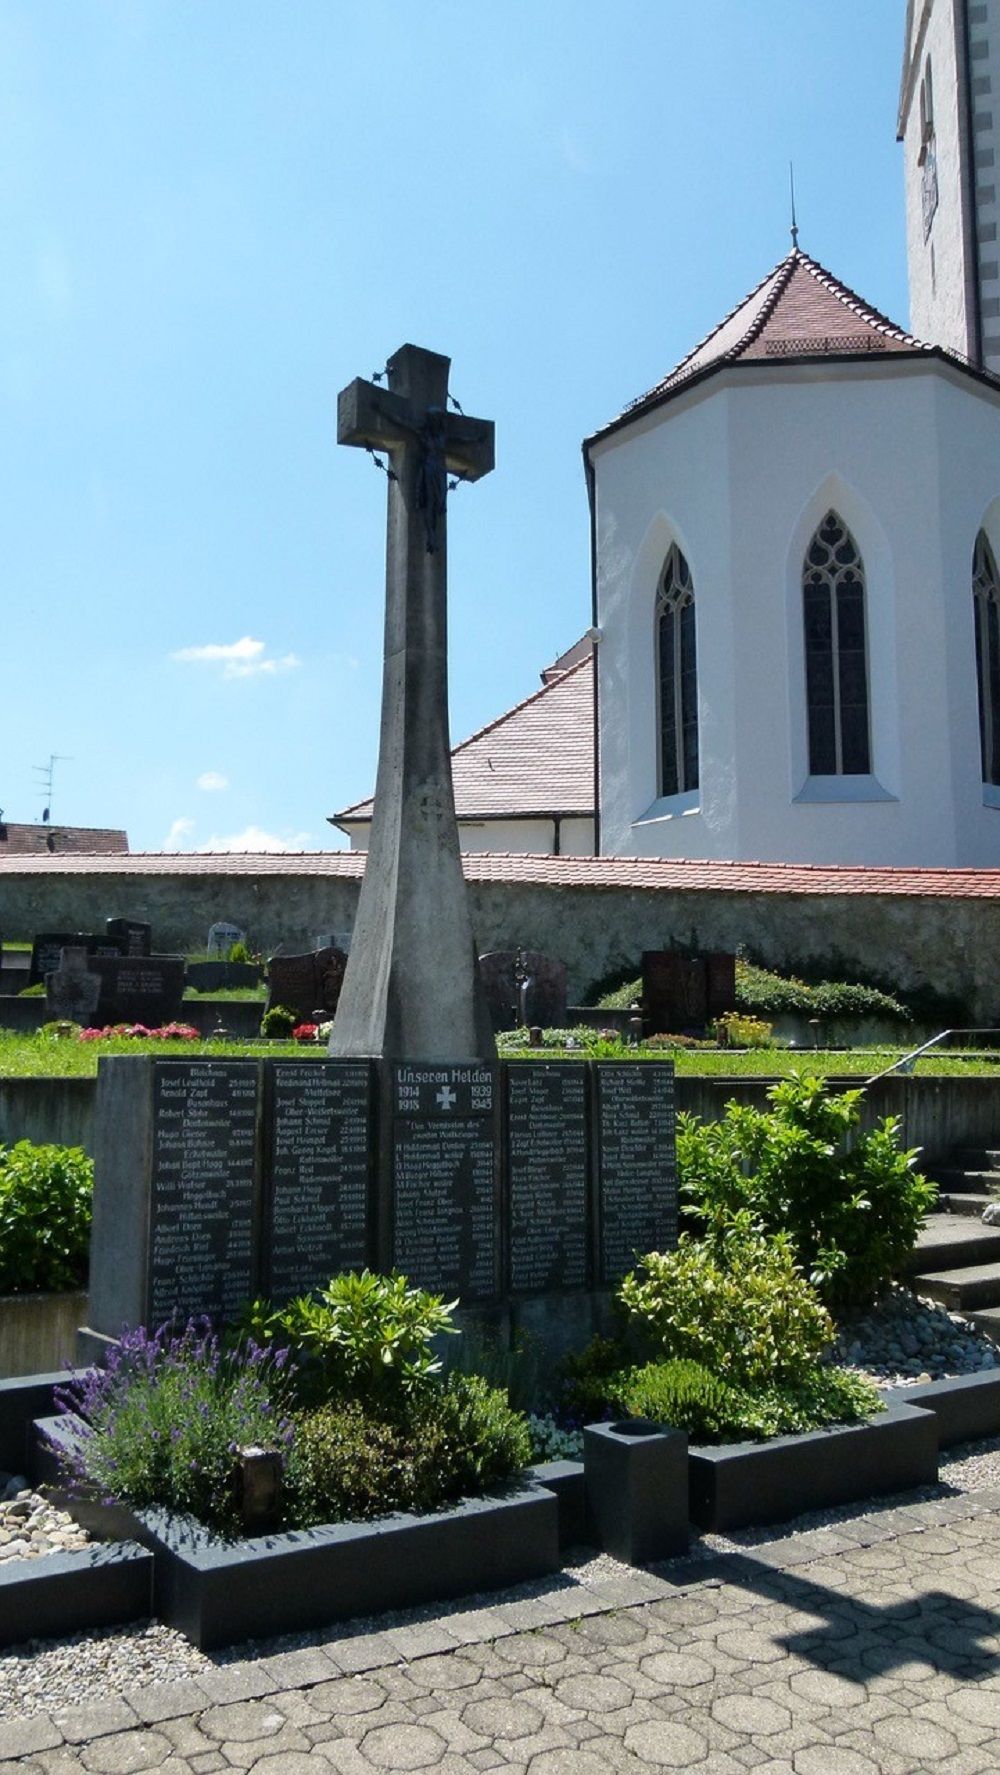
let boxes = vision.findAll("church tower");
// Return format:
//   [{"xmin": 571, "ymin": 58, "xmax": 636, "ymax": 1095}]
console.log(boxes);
[{"xmin": 899, "ymin": 0, "xmax": 1000, "ymax": 373}]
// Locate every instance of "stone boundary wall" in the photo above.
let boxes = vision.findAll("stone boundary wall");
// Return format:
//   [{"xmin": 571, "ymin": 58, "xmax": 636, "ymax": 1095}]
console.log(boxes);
[
  {"xmin": 1, "ymin": 867, "xmax": 999, "ymax": 1021},
  {"xmin": 3, "ymin": 1070, "xmax": 998, "ymax": 1164}
]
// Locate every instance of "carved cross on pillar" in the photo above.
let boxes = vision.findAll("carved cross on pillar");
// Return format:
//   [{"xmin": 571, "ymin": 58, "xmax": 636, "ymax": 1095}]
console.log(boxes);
[{"xmin": 328, "ymin": 344, "xmax": 497, "ymax": 1062}]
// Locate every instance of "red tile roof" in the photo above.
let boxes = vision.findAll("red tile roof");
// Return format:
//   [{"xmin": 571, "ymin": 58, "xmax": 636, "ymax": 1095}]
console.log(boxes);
[
  {"xmin": 0, "ymin": 823, "xmax": 128, "ymax": 856},
  {"xmin": 590, "ymin": 249, "xmax": 933, "ymax": 440},
  {"xmin": 0, "ymin": 848, "xmax": 997, "ymax": 900},
  {"xmin": 333, "ymin": 652, "xmax": 595, "ymax": 826}
]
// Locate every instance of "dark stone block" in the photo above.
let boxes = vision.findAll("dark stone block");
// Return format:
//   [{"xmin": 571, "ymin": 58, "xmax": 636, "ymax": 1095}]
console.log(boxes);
[
  {"xmin": 688, "ymin": 1403, "xmax": 939, "ymax": 1532},
  {"xmin": 583, "ymin": 1419, "xmax": 688, "ymax": 1564},
  {"xmin": 128, "ymin": 1484, "xmax": 558, "ymax": 1650},
  {"xmin": 105, "ymin": 919, "xmax": 152, "ymax": 958},
  {"xmin": 882, "ymin": 1371, "xmax": 1000, "ymax": 1447},
  {"xmin": 0, "ymin": 1371, "xmax": 71, "ymax": 1474},
  {"xmin": 526, "ymin": 1459, "xmax": 586, "ymax": 1548},
  {"xmin": 266, "ymin": 948, "xmax": 346, "ymax": 1021},
  {"xmin": 89, "ymin": 955, "xmax": 186, "ymax": 1027},
  {"xmin": 0, "ymin": 1543, "xmax": 153, "ymax": 1647},
  {"xmin": 186, "ymin": 960, "xmax": 260, "ymax": 993}
]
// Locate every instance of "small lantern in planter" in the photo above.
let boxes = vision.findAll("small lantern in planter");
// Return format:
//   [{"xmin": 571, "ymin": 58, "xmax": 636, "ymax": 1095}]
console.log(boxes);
[{"xmin": 583, "ymin": 1418, "xmax": 688, "ymax": 1565}]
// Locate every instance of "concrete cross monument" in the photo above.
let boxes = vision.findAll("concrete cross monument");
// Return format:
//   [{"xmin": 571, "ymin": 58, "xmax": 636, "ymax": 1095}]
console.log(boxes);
[{"xmin": 329, "ymin": 343, "xmax": 496, "ymax": 1062}]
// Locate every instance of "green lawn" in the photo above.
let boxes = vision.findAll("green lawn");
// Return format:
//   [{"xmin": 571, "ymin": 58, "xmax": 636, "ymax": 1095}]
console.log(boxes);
[{"xmin": 2, "ymin": 1030, "xmax": 1000, "ymax": 1078}]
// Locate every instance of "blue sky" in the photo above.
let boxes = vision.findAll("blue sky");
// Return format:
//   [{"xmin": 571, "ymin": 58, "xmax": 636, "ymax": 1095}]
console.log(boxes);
[{"xmin": 0, "ymin": 1, "xmax": 908, "ymax": 853}]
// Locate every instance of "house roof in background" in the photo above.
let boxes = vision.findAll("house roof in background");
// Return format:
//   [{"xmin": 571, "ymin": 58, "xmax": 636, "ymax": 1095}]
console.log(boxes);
[
  {"xmin": 0, "ymin": 823, "xmax": 129, "ymax": 856},
  {"xmin": 333, "ymin": 647, "xmax": 595, "ymax": 826}
]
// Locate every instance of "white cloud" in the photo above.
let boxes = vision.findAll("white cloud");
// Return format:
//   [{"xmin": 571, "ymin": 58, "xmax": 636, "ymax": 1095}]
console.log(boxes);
[
  {"xmin": 196, "ymin": 771, "xmax": 229, "ymax": 792},
  {"xmin": 171, "ymin": 636, "xmax": 300, "ymax": 680},
  {"xmin": 162, "ymin": 816, "xmax": 195, "ymax": 849},
  {"xmin": 199, "ymin": 825, "xmax": 312, "ymax": 853}
]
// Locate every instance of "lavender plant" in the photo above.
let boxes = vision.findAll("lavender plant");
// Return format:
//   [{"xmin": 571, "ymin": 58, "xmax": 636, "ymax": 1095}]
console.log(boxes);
[{"xmin": 54, "ymin": 1320, "xmax": 295, "ymax": 1533}]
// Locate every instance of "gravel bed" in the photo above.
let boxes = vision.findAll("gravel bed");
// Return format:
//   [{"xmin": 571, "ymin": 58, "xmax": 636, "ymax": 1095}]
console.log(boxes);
[
  {"xmin": 834, "ymin": 1282, "xmax": 1000, "ymax": 1385},
  {"xmin": 0, "ymin": 1475, "xmax": 90, "ymax": 1563}
]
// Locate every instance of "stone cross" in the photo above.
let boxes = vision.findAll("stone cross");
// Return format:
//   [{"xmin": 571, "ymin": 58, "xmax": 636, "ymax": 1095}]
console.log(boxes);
[{"xmin": 328, "ymin": 344, "xmax": 497, "ymax": 1062}]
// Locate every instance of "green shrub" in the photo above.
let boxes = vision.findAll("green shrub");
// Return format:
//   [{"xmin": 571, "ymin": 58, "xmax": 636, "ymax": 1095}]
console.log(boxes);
[
  {"xmin": 260, "ymin": 1005, "xmax": 296, "ymax": 1038},
  {"xmin": 287, "ymin": 1374, "xmax": 531, "ymax": 1524},
  {"xmin": 0, "ymin": 1141, "xmax": 93, "ymax": 1293},
  {"xmin": 562, "ymin": 1333, "xmax": 631, "ymax": 1420},
  {"xmin": 678, "ymin": 1073, "xmax": 937, "ymax": 1310},
  {"xmin": 227, "ymin": 940, "xmax": 254, "ymax": 965},
  {"xmin": 240, "ymin": 1269, "xmax": 457, "ymax": 1406},
  {"xmin": 612, "ymin": 1357, "xmax": 881, "ymax": 1444},
  {"xmin": 18, "ymin": 983, "xmax": 45, "ymax": 998},
  {"xmin": 736, "ymin": 960, "xmax": 910, "ymax": 1023},
  {"xmin": 618, "ymin": 1233, "xmax": 833, "ymax": 1388}
]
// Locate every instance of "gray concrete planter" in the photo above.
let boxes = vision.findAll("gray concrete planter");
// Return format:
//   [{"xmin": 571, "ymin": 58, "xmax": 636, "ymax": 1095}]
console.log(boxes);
[
  {"xmin": 883, "ymin": 1370, "xmax": 1000, "ymax": 1447},
  {"xmin": 583, "ymin": 1420, "xmax": 688, "ymax": 1564},
  {"xmin": 0, "ymin": 1542, "xmax": 153, "ymax": 1649},
  {"xmin": 34, "ymin": 1412, "xmax": 560, "ymax": 1651},
  {"xmin": 0, "ymin": 1292, "xmax": 86, "ymax": 1381},
  {"xmin": 688, "ymin": 1402, "xmax": 939, "ymax": 1532}
]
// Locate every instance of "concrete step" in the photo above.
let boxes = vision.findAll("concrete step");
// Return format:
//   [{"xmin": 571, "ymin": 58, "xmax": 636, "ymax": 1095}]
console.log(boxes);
[
  {"xmin": 925, "ymin": 1168, "xmax": 999, "ymax": 1194},
  {"xmin": 936, "ymin": 1192, "xmax": 996, "ymax": 1218},
  {"xmin": 951, "ymin": 1148, "xmax": 1000, "ymax": 1170},
  {"xmin": 903, "ymin": 1213, "xmax": 1000, "ymax": 1275},
  {"xmin": 909, "ymin": 1262, "xmax": 1000, "ymax": 1312},
  {"xmin": 965, "ymin": 1306, "xmax": 1000, "ymax": 1346}
]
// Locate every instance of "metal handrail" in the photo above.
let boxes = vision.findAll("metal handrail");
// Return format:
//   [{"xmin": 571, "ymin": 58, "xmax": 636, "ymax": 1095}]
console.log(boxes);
[{"xmin": 867, "ymin": 1028, "xmax": 1000, "ymax": 1085}]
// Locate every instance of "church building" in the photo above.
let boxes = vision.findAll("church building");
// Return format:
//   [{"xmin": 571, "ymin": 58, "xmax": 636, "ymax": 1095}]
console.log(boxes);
[{"xmin": 335, "ymin": 1, "xmax": 1000, "ymax": 873}]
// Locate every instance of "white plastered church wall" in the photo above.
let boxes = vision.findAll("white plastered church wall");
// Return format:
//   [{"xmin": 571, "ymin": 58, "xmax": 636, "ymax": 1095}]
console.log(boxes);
[
  {"xmin": 593, "ymin": 358, "xmax": 1000, "ymax": 867},
  {"xmin": 900, "ymin": 0, "xmax": 980, "ymax": 363}
]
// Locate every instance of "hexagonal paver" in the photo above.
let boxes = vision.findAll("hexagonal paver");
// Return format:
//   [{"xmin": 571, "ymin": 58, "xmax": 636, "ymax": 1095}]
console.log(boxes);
[
  {"xmin": 460, "ymin": 1697, "xmax": 545, "ymax": 1740},
  {"xmin": 303, "ymin": 1677, "xmax": 387, "ymax": 1715},
  {"xmin": 952, "ymin": 1688, "xmax": 1000, "ymax": 1726},
  {"xmin": 871, "ymin": 1715, "xmax": 958, "ymax": 1760},
  {"xmin": 641, "ymin": 1650, "xmax": 716, "ymax": 1688},
  {"xmin": 714, "ymin": 1629, "xmax": 785, "ymax": 1664},
  {"xmin": 712, "ymin": 1694, "xmax": 792, "ymax": 1735},
  {"xmin": 528, "ymin": 1752, "xmax": 616, "ymax": 1775},
  {"xmin": 624, "ymin": 1719, "xmax": 708, "ymax": 1766},
  {"xmin": 79, "ymin": 1733, "xmax": 175, "ymax": 1775},
  {"xmin": 554, "ymin": 1673, "xmax": 634, "ymax": 1712},
  {"xmin": 493, "ymin": 1634, "xmax": 565, "ymax": 1669},
  {"xmin": 359, "ymin": 1720, "xmax": 447, "ymax": 1769},
  {"xmin": 408, "ymin": 1653, "xmax": 482, "ymax": 1689},
  {"xmin": 197, "ymin": 1703, "xmax": 286, "ymax": 1743},
  {"xmin": 793, "ymin": 1747, "xmax": 878, "ymax": 1775}
]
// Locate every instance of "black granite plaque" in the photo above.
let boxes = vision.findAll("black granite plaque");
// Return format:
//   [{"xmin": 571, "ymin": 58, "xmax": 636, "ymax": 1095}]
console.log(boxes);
[
  {"xmin": 506, "ymin": 1062, "xmax": 589, "ymax": 1291},
  {"xmin": 148, "ymin": 1060, "xmax": 260, "ymax": 1325},
  {"xmin": 595, "ymin": 1062, "xmax": 677, "ymax": 1285},
  {"xmin": 106, "ymin": 918, "xmax": 153, "ymax": 957},
  {"xmin": 391, "ymin": 1063, "xmax": 498, "ymax": 1300},
  {"xmin": 263, "ymin": 1060, "xmax": 372, "ymax": 1300},
  {"xmin": 91, "ymin": 955, "xmax": 186, "ymax": 1025}
]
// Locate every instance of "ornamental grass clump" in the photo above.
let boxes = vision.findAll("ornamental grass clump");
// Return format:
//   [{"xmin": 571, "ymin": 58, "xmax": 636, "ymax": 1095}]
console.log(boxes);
[{"xmin": 54, "ymin": 1320, "xmax": 295, "ymax": 1534}]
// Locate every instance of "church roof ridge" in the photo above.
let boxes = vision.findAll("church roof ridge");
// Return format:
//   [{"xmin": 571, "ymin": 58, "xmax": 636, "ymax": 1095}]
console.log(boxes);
[{"xmin": 590, "ymin": 245, "xmax": 933, "ymax": 442}]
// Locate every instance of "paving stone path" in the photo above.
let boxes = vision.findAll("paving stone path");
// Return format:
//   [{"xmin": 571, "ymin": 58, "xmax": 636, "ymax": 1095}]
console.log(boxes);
[{"xmin": 2, "ymin": 1488, "xmax": 1000, "ymax": 1773}]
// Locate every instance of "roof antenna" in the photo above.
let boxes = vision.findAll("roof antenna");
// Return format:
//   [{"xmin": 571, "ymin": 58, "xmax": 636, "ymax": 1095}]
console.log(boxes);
[{"xmin": 789, "ymin": 161, "xmax": 800, "ymax": 251}]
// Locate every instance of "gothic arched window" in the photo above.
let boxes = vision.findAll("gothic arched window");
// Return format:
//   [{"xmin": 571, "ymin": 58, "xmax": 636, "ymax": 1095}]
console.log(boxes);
[
  {"xmin": 973, "ymin": 529, "xmax": 1000, "ymax": 786},
  {"xmin": 802, "ymin": 512, "xmax": 871, "ymax": 776},
  {"xmin": 657, "ymin": 544, "xmax": 698, "ymax": 797}
]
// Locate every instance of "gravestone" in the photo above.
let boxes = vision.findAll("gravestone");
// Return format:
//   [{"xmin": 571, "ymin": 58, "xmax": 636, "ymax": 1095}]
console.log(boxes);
[
  {"xmin": 390, "ymin": 1064, "xmax": 499, "ymax": 1299},
  {"xmin": 595, "ymin": 1063, "xmax": 676, "ymax": 1284},
  {"xmin": 266, "ymin": 947, "xmax": 346, "ymax": 1022},
  {"xmin": 45, "ymin": 946, "xmax": 102, "ymax": 1026},
  {"xmin": 262, "ymin": 1059, "xmax": 373, "ymax": 1300},
  {"xmin": 207, "ymin": 921, "xmax": 245, "ymax": 958},
  {"xmin": 29, "ymin": 932, "xmax": 121, "ymax": 986},
  {"xmin": 642, "ymin": 951, "xmax": 707, "ymax": 1033},
  {"xmin": 705, "ymin": 951, "xmax": 738, "ymax": 1020},
  {"xmin": 90, "ymin": 955, "xmax": 186, "ymax": 1026},
  {"xmin": 506, "ymin": 1062, "xmax": 588, "ymax": 1291},
  {"xmin": 106, "ymin": 917, "xmax": 152, "ymax": 957},
  {"xmin": 479, "ymin": 951, "xmax": 568, "ymax": 1032}
]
